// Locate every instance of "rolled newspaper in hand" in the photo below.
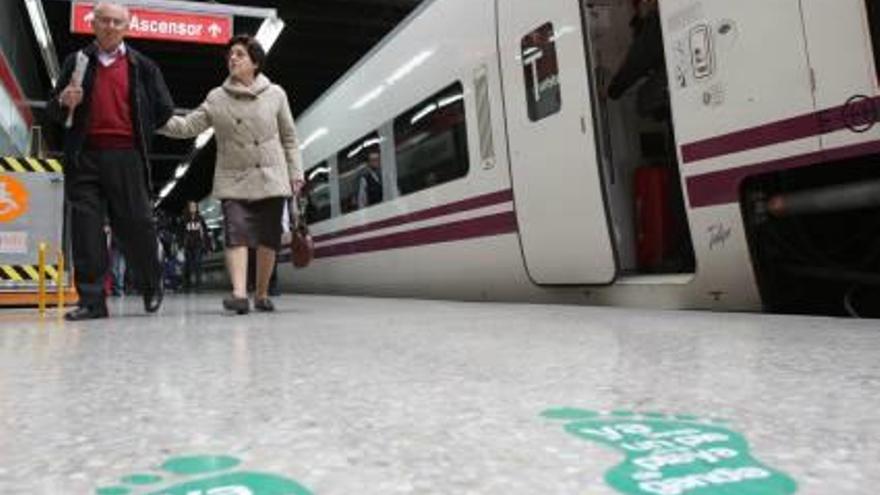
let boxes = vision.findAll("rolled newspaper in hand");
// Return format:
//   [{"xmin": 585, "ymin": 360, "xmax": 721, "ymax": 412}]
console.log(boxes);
[{"xmin": 65, "ymin": 51, "xmax": 89, "ymax": 128}]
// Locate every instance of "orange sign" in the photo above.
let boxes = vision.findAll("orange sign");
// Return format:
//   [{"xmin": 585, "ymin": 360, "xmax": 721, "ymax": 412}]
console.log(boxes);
[
  {"xmin": 0, "ymin": 175, "xmax": 28, "ymax": 223},
  {"xmin": 71, "ymin": 2, "xmax": 233, "ymax": 45}
]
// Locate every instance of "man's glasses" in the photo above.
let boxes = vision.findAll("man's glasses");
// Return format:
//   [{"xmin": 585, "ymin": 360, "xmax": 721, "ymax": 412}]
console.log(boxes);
[{"xmin": 94, "ymin": 16, "xmax": 128, "ymax": 29}]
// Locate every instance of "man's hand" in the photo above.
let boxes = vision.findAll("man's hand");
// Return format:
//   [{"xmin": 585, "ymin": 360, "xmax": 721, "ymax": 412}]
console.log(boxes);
[{"xmin": 59, "ymin": 84, "xmax": 84, "ymax": 109}]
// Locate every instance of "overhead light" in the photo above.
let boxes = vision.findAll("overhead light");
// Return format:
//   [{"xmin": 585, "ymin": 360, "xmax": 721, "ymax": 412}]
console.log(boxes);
[
  {"xmin": 25, "ymin": 1, "xmax": 48, "ymax": 48},
  {"xmin": 174, "ymin": 163, "xmax": 190, "ymax": 179},
  {"xmin": 410, "ymin": 103, "xmax": 437, "ymax": 125},
  {"xmin": 307, "ymin": 167, "xmax": 329, "ymax": 181},
  {"xmin": 255, "ymin": 17, "xmax": 285, "ymax": 52},
  {"xmin": 351, "ymin": 86, "xmax": 385, "ymax": 110},
  {"xmin": 158, "ymin": 180, "xmax": 177, "ymax": 199},
  {"xmin": 385, "ymin": 50, "xmax": 433, "ymax": 85},
  {"xmin": 299, "ymin": 127, "xmax": 328, "ymax": 151},
  {"xmin": 345, "ymin": 137, "xmax": 383, "ymax": 159},
  {"xmin": 24, "ymin": 0, "xmax": 60, "ymax": 86},
  {"xmin": 362, "ymin": 137, "xmax": 382, "ymax": 148},
  {"xmin": 346, "ymin": 144, "xmax": 364, "ymax": 159},
  {"xmin": 438, "ymin": 93, "xmax": 464, "ymax": 108},
  {"xmin": 194, "ymin": 129, "xmax": 214, "ymax": 149},
  {"xmin": 346, "ymin": 50, "xmax": 434, "ymax": 113}
]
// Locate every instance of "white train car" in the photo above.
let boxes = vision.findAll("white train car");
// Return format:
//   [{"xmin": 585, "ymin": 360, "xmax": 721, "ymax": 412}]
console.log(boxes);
[{"xmin": 278, "ymin": 0, "xmax": 880, "ymax": 315}]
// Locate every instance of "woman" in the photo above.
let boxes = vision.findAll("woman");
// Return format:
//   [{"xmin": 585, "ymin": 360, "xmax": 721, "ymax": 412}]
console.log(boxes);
[{"xmin": 161, "ymin": 35, "xmax": 304, "ymax": 314}]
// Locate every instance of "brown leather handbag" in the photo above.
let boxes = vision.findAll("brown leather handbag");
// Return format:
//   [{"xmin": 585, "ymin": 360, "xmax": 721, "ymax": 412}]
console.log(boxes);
[{"xmin": 288, "ymin": 196, "xmax": 314, "ymax": 268}]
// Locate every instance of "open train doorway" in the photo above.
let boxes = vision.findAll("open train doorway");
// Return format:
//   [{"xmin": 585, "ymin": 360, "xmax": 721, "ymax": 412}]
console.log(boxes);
[{"xmin": 579, "ymin": 0, "xmax": 695, "ymax": 274}]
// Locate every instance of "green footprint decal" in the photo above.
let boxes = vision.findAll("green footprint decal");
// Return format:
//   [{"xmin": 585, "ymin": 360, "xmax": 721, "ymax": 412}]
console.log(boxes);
[
  {"xmin": 542, "ymin": 408, "xmax": 798, "ymax": 495},
  {"xmin": 95, "ymin": 455, "xmax": 313, "ymax": 495}
]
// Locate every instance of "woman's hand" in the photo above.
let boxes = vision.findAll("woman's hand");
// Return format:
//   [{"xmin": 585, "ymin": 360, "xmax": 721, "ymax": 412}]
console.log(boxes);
[{"xmin": 291, "ymin": 179, "xmax": 306, "ymax": 196}]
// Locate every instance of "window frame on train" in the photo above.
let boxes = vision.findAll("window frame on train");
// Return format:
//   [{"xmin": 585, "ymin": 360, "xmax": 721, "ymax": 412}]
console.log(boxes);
[
  {"xmin": 393, "ymin": 81, "xmax": 471, "ymax": 196},
  {"xmin": 303, "ymin": 160, "xmax": 332, "ymax": 225},
  {"xmin": 336, "ymin": 131, "xmax": 385, "ymax": 215}
]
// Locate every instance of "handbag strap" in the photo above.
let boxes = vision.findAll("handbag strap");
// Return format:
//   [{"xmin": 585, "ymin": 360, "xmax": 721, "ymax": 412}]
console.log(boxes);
[{"xmin": 288, "ymin": 195, "xmax": 309, "ymax": 233}]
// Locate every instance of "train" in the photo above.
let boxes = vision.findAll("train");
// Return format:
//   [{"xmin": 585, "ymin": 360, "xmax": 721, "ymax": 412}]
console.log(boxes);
[{"xmin": 253, "ymin": 0, "xmax": 880, "ymax": 316}]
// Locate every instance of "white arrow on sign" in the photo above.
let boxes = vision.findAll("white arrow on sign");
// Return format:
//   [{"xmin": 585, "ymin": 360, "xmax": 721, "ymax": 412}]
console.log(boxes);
[{"xmin": 208, "ymin": 22, "xmax": 222, "ymax": 38}]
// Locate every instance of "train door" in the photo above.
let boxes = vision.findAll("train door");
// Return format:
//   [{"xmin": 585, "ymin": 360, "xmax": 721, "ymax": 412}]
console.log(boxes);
[
  {"xmin": 498, "ymin": 0, "xmax": 618, "ymax": 285},
  {"xmin": 800, "ymin": 0, "xmax": 880, "ymax": 150}
]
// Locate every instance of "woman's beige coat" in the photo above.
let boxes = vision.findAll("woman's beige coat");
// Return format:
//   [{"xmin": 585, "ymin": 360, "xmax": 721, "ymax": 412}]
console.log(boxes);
[{"xmin": 160, "ymin": 74, "xmax": 304, "ymax": 200}]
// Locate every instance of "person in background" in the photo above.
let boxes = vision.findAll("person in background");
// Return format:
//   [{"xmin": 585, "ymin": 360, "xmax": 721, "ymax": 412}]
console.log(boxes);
[
  {"xmin": 109, "ymin": 230, "xmax": 126, "ymax": 296},
  {"xmin": 181, "ymin": 201, "xmax": 209, "ymax": 292},
  {"xmin": 356, "ymin": 150, "xmax": 382, "ymax": 209}
]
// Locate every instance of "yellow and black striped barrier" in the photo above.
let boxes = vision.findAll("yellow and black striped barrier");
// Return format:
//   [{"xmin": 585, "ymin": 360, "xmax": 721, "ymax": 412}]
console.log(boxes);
[
  {"xmin": 0, "ymin": 264, "xmax": 61, "ymax": 282},
  {"xmin": 0, "ymin": 156, "xmax": 76, "ymax": 308},
  {"xmin": 0, "ymin": 156, "xmax": 63, "ymax": 173}
]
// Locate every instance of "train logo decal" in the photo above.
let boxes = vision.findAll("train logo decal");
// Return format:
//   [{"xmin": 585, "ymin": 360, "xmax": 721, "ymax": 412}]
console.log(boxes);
[
  {"xmin": 521, "ymin": 22, "xmax": 562, "ymax": 120},
  {"xmin": 841, "ymin": 95, "xmax": 878, "ymax": 133}
]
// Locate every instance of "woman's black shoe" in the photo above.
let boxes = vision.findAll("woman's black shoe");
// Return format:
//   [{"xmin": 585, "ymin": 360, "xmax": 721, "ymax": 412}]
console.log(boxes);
[
  {"xmin": 254, "ymin": 298, "xmax": 275, "ymax": 312},
  {"xmin": 222, "ymin": 297, "xmax": 250, "ymax": 315}
]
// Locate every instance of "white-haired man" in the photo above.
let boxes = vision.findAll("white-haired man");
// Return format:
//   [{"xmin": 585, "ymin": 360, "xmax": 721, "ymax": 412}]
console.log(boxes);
[{"xmin": 48, "ymin": 2, "xmax": 174, "ymax": 320}]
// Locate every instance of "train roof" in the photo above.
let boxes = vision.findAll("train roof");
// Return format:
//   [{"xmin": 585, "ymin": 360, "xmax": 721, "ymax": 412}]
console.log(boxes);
[{"xmin": 298, "ymin": 0, "xmax": 441, "ymax": 120}]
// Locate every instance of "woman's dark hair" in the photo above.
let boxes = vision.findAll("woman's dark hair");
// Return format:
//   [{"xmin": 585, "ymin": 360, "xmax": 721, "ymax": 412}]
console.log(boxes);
[{"xmin": 226, "ymin": 34, "xmax": 266, "ymax": 75}]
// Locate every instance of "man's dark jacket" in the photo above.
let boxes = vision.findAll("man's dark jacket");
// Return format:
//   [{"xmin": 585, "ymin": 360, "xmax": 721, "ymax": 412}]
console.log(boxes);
[{"xmin": 47, "ymin": 42, "xmax": 175, "ymax": 189}]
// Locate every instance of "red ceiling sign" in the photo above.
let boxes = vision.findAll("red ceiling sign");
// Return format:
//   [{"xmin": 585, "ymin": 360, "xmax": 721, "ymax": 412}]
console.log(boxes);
[{"xmin": 71, "ymin": 2, "xmax": 233, "ymax": 45}]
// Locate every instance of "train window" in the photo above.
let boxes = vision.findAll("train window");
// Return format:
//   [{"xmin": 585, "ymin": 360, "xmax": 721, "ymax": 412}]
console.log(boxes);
[
  {"xmin": 337, "ymin": 132, "xmax": 383, "ymax": 214},
  {"xmin": 304, "ymin": 161, "xmax": 332, "ymax": 224},
  {"xmin": 521, "ymin": 22, "xmax": 562, "ymax": 121},
  {"xmin": 394, "ymin": 82, "xmax": 470, "ymax": 195}
]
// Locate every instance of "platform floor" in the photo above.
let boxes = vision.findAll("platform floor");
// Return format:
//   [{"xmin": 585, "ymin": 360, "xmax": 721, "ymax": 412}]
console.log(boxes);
[{"xmin": 0, "ymin": 294, "xmax": 878, "ymax": 495}]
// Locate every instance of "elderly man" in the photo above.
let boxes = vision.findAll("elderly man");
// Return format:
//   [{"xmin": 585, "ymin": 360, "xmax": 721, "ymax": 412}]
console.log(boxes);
[{"xmin": 48, "ymin": 2, "xmax": 174, "ymax": 320}]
